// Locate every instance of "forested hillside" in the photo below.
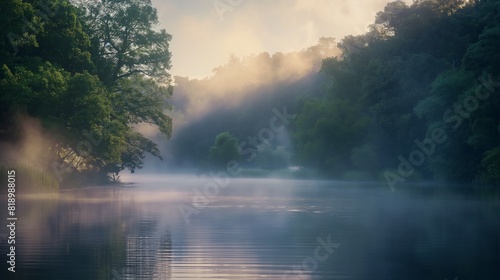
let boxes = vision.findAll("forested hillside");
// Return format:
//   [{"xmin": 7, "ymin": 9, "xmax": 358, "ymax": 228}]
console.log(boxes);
[
  {"xmin": 294, "ymin": 0, "xmax": 500, "ymax": 185},
  {"xmin": 167, "ymin": 0, "xmax": 500, "ymax": 186}
]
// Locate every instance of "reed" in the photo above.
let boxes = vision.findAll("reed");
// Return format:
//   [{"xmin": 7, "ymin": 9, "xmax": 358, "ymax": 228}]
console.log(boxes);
[{"xmin": 0, "ymin": 163, "xmax": 59, "ymax": 192}]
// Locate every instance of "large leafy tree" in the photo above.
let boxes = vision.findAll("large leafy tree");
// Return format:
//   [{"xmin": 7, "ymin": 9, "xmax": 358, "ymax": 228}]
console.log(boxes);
[
  {"xmin": 74, "ymin": 0, "xmax": 174, "ymax": 177},
  {"xmin": 0, "ymin": 0, "xmax": 173, "ymax": 184},
  {"xmin": 76, "ymin": 0, "xmax": 172, "ymax": 85}
]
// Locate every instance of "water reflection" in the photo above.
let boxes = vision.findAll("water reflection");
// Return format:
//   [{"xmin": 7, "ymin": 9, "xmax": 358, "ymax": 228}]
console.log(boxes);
[
  {"xmin": 1, "ymin": 188, "xmax": 175, "ymax": 280},
  {"xmin": 0, "ymin": 177, "xmax": 499, "ymax": 279},
  {"xmin": 120, "ymin": 220, "xmax": 172, "ymax": 280}
]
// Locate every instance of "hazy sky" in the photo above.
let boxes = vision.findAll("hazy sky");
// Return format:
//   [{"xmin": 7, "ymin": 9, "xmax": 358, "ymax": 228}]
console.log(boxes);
[{"xmin": 151, "ymin": 0, "xmax": 410, "ymax": 79}]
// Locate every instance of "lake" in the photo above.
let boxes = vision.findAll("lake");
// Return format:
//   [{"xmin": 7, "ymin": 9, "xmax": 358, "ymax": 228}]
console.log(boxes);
[{"xmin": 1, "ymin": 175, "xmax": 499, "ymax": 279}]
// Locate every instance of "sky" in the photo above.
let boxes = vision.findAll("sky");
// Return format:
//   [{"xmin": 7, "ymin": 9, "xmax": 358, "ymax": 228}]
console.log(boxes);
[{"xmin": 151, "ymin": 0, "xmax": 411, "ymax": 79}]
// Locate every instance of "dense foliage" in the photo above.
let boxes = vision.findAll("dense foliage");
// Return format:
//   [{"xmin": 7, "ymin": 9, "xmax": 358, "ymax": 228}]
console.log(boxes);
[
  {"xmin": 167, "ymin": 0, "xmax": 499, "ymax": 186},
  {"xmin": 0, "ymin": 0, "xmax": 173, "ymax": 185},
  {"xmin": 294, "ymin": 0, "xmax": 500, "ymax": 185}
]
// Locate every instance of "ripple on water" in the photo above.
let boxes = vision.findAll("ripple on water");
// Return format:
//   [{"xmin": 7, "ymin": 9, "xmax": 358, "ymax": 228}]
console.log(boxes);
[{"xmin": 2, "ymin": 177, "xmax": 500, "ymax": 279}]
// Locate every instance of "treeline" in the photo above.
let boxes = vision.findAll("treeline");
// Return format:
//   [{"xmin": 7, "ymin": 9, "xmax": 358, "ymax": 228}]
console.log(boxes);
[
  {"xmin": 0, "ymin": 0, "xmax": 173, "ymax": 186},
  {"xmin": 163, "ymin": 41, "xmax": 338, "ymax": 174},
  {"xmin": 168, "ymin": 0, "xmax": 500, "ymax": 186},
  {"xmin": 2, "ymin": 0, "xmax": 498, "ymax": 187},
  {"xmin": 294, "ymin": 0, "xmax": 500, "ymax": 185}
]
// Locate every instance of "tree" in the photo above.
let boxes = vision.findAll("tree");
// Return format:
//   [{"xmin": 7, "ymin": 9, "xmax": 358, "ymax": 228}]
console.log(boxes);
[
  {"xmin": 463, "ymin": 27, "xmax": 500, "ymax": 76},
  {"xmin": 27, "ymin": 0, "xmax": 94, "ymax": 74},
  {"xmin": 0, "ymin": 0, "xmax": 39, "ymax": 58},
  {"xmin": 208, "ymin": 132, "xmax": 240, "ymax": 168},
  {"xmin": 76, "ymin": 0, "xmax": 172, "ymax": 85},
  {"xmin": 71, "ymin": 0, "xmax": 173, "ymax": 179},
  {"xmin": 0, "ymin": 0, "xmax": 173, "ymax": 184}
]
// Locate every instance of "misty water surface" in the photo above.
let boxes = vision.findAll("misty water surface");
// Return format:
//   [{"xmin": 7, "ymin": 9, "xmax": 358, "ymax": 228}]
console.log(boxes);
[{"xmin": 1, "ymin": 176, "xmax": 499, "ymax": 280}]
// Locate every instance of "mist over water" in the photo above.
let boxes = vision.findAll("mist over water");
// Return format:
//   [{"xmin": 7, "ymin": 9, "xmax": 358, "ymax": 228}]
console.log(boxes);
[
  {"xmin": 131, "ymin": 39, "xmax": 339, "ymax": 172},
  {"xmin": 2, "ymin": 175, "xmax": 499, "ymax": 279},
  {"xmin": 1, "ymin": 1, "xmax": 500, "ymax": 279}
]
